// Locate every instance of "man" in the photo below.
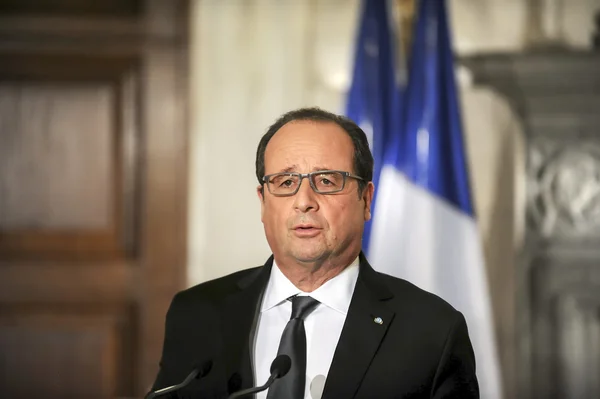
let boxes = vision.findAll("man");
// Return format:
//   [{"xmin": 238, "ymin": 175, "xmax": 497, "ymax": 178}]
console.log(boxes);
[{"xmin": 151, "ymin": 108, "xmax": 479, "ymax": 398}]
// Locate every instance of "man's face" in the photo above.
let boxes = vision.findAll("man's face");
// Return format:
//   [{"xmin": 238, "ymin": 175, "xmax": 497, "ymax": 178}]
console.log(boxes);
[{"xmin": 257, "ymin": 120, "xmax": 374, "ymax": 265}]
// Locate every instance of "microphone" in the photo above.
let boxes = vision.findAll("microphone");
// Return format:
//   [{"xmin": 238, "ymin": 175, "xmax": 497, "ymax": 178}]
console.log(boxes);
[
  {"xmin": 309, "ymin": 374, "xmax": 326, "ymax": 399},
  {"xmin": 145, "ymin": 360, "xmax": 213, "ymax": 399},
  {"xmin": 227, "ymin": 354, "xmax": 291, "ymax": 399}
]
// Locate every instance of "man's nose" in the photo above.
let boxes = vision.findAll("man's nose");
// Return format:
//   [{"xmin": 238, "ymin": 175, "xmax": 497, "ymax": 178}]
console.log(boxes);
[{"xmin": 293, "ymin": 177, "xmax": 319, "ymax": 212}]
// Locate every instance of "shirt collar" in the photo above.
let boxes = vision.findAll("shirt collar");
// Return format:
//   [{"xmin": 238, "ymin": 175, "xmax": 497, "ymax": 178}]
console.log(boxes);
[{"xmin": 261, "ymin": 256, "xmax": 360, "ymax": 316}]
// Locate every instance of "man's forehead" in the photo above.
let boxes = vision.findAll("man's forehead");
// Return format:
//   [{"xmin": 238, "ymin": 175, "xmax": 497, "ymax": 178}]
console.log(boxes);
[
  {"xmin": 267, "ymin": 121, "xmax": 351, "ymax": 153},
  {"xmin": 263, "ymin": 120, "xmax": 354, "ymax": 170},
  {"xmin": 272, "ymin": 119, "xmax": 347, "ymax": 139}
]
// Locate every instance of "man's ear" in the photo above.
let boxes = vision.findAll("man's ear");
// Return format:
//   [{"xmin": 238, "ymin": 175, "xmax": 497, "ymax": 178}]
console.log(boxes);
[
  {"xmin": 362, "ymin": 182, "xmax": 375, "ymax": 222},
  {"xmin": 257, "ymin": 185, "xmax": 266, "ymax": 220}
]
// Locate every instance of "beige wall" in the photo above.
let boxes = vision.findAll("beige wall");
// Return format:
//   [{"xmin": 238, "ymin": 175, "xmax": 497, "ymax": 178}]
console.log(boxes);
[
  {"xmin": 187, "ymin": 0, "xmax": 361, "ymax": 284},
  {"xmin": 460, "ymin": 87, "xmax": 526, "ymax": 399}
]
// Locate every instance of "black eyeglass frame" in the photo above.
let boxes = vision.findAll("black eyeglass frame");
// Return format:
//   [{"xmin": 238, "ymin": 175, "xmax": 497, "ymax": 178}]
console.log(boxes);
[{"xmin": 261, "ymin": 170, "xmax": 365, "ymax": 197}]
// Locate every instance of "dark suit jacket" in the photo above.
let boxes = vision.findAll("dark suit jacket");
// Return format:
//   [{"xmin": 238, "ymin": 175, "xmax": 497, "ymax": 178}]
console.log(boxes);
[{"xmin": 151, "ymin": 254, "xmax": 479, "ymax": 398}]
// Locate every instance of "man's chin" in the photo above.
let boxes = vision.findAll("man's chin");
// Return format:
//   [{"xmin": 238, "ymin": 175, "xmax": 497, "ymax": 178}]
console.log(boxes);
[{"xmin": 289, "ymin": 249, "xmax": 327, "ymax": 264}]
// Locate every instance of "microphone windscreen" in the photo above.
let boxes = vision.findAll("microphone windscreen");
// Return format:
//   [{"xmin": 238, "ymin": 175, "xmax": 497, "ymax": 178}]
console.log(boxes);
[
  {"xmin": 270, "ymin": 354, "xmax": 292, "ymax": 378},
  {"xmin": 310, "ymin": 374, "xmax": 326, "ymax": 399},
  {"xmin": 198, "ymin": 359, "xmax": 213, "ymax": 377},
  {"xmin": 228, "ymin": 372, "xmax": 242, "ymax": 393}
]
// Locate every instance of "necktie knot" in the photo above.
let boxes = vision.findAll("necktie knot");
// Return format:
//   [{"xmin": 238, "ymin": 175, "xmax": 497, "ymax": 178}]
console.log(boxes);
[{"xmin": 290, "ymin": 296, "xmax": 320, "ymax": 320}]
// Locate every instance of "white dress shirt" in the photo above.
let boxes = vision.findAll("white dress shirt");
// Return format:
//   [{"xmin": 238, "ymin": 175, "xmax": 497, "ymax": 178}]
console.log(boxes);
[{"xmin": 253, "ymin": 257, "xmax": 359, "ymax": 399}]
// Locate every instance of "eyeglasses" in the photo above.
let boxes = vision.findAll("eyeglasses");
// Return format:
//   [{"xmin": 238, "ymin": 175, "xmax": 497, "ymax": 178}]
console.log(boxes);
[{"xmin": 262, "ymin": 170, "xmax": 364, "ymax": 197}]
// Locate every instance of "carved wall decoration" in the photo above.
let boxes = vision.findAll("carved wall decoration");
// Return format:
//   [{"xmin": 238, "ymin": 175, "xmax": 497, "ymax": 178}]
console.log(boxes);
[
  {"xmin": 463, "ymin": 51, "xmax": 600, "ymax": 399},
  {"xmin": 528, "ymin": 140, "xmax": 600, "ymax": 238}
]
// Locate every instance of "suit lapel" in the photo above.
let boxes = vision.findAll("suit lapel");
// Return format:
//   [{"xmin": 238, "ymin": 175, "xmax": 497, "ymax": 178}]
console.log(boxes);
[
  {"xmin": 322, "ymin": 254, "xmax": 395, "ymax": 399},
  {"xmin": 219, "ymin": 257, "xmax": 273, "ymax": 395}
]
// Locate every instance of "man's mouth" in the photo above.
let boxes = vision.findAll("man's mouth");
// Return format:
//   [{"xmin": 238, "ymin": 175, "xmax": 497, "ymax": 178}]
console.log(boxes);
[
  {"xmin": 294, "ymin": 224, "xmax": 319, "ymax": 230},
  {"xmin": 292, "ymin": 225, "xmax": 322, "ymax": 236}
]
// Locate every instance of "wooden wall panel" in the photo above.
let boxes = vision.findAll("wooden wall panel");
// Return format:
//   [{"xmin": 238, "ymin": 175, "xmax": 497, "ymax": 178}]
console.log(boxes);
[
  {"xmin": 0, "ymin": 1, "xmax": 189, "ymax": 397},
  {"xmin": 0, "ymin": 83, "xmax": 114, "ymax": 230},
  {"xmin": 0, "ymin": 1, "xmax": 143, "ymax": 17},
  {"xmin": 0, "ymin": 54, "xmax": 140, "ymax": 261},
  {"xmin": 0, "ymin": 309, "xmax": 131, "ymax": 399},
  {"xmin": 0, "ymin": 261, "xmax": 132, "ymax": 303}
]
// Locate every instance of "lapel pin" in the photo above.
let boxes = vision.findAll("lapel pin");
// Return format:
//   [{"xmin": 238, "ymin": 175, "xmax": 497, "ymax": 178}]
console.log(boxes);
[{"xmin": 373, "ymin": 317, "xmax": 383, "ymax": 325}]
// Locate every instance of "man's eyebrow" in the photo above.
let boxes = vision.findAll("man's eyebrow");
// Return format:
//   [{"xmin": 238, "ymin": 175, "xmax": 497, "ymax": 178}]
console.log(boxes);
[
  {"xmin": 278, "ymin": 166, "xmax": 298, "ymax": 174},
  {"xmin": 276, "ymin": 165, "xmax": 332, "ymax": 173},
  {"xmin": 272, "ymin": 166, "xmax": 335, "ymax": 174},
  {"xmin": 311, "ymin": 166, "xmax": 333, "ymax": 172}
]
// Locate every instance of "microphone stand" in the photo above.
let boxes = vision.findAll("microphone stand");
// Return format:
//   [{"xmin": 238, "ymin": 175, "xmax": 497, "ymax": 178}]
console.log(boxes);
[
  {"xmin": 145, "ymin": 360, "xmax": 212, "ymax": 399},
  {"xmin": 227, "ymin": 354, "xmax": 291, "ymax": 399},
  {"xmin": 228, "ymin": 374, "xmax": 277, "ymax": 399}
]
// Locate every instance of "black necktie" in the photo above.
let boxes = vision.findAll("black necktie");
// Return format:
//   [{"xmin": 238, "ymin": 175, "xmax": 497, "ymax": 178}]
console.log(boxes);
[{"xmin": 266, "ymin": 295, "xmax": 320, "ymax": 399}]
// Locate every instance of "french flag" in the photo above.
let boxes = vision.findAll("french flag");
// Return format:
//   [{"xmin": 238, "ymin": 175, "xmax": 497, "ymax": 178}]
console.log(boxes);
[{"xmin": 347, "ymin": 0, "xmax": 503, "ymax": 397}]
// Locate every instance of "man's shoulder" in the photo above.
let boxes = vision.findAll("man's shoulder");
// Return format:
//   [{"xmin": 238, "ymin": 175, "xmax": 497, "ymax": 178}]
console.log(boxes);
[
  {"xmin": 372, "ymin": 271, "xmax": 461, "ymax": 321},
  {"xmin": 171, "ymin": 266, "xmax": 263, "ymax": 306}
]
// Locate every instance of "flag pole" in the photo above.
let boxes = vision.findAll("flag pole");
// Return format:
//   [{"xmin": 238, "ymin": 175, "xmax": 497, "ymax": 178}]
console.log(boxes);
[{"xmin": 396, "ymin": 0, "xmax": 417, "ymax": 64}]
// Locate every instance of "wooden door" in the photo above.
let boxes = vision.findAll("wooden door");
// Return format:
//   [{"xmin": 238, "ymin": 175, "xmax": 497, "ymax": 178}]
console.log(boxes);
[{"xmin": 0, "ymin": 1, "xmax": 189, "ymax": 398}]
